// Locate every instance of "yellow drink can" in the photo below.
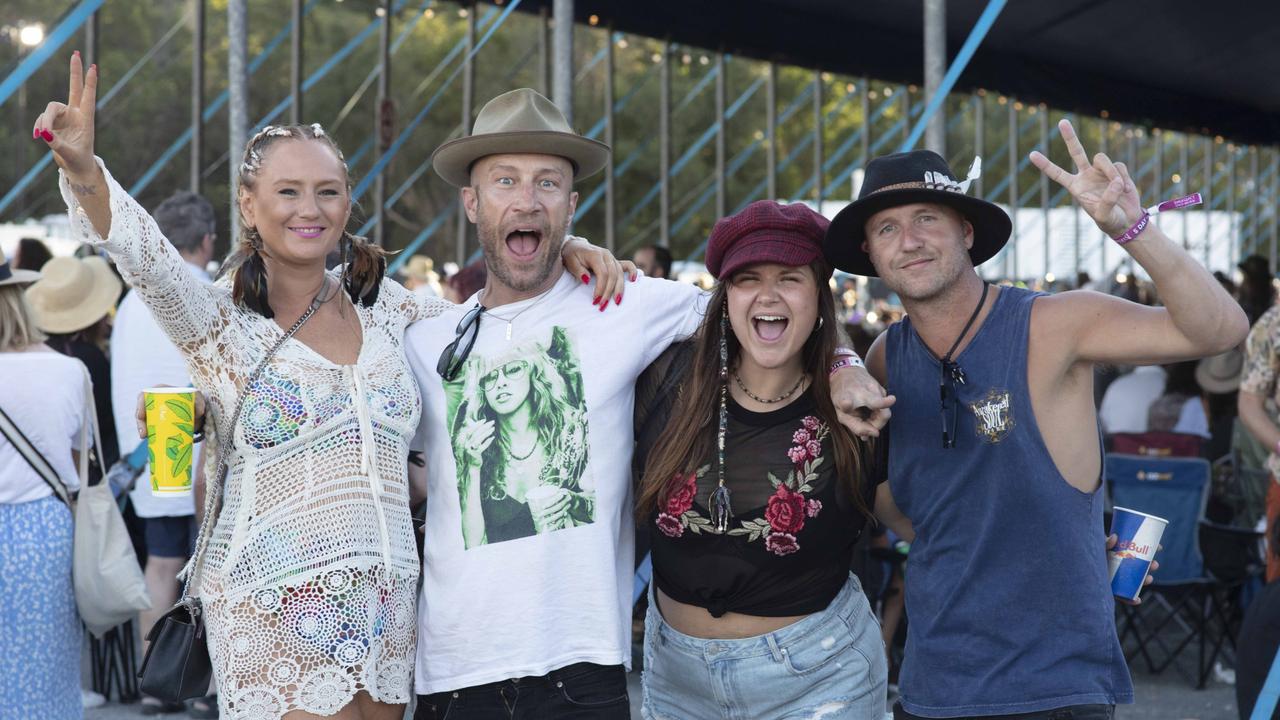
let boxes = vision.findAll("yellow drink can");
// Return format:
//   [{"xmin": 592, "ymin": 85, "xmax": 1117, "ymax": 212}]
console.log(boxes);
[{"xmin": 143, "ymin": 388, "xmax": 197, "ymax": 496}]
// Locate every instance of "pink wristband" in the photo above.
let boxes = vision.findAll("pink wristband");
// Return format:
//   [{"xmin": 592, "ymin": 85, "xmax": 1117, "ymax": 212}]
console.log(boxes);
[{"xmin": 1112, "ymin": 211, "xmax": 1150, "ymax": 245}]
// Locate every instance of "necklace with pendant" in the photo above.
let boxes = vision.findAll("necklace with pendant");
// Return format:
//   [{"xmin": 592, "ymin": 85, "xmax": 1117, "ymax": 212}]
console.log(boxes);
[{"xmin": 483, "ymin": 285, "xmax": 556, "ymax": 341}]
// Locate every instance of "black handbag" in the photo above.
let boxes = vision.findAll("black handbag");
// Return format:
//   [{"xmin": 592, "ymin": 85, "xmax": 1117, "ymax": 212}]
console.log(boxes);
[
  {"xmin": 135, "ymin": 296, "xmax": 321, "ymax": 701},
  {"xmin": 136, "ymin": 598, "xmax": 210, "ymax": 702}
]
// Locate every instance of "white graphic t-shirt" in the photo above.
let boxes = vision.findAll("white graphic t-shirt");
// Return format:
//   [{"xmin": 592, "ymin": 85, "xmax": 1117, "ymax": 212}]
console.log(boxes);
[{"xmin": 406, "ymin": 269, "xmax": 706, "ymax": 693}]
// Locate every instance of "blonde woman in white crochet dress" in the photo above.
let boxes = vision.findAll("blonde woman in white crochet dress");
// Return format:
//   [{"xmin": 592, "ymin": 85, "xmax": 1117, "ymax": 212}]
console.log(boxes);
[{"xmin": 34, "ymin": 55, "xmax": 632, "ymax": 720}]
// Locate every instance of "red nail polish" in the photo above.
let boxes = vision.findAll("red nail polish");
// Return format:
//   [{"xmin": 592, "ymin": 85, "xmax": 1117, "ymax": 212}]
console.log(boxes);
[
  {"xmin": 41, "ymin": 130, "xmax": 54, "ymax": 142},
  {"xmin": 615, "ymin": 294, "xmax": 622, "ymax": 305},
  {"xmin": 581, "ymin": 274, "xmax": 590, "ymax": 284},
  {"xmin": 591, "ymin": 296, "xmax": 600, "ymax": 305},
  {"xmin": 32, "ymin": 128, "xmax": 38, "ymax": 140},
  {"xmin": 599, "ymin": 301, "xmax": 607, "ymax": 312}
]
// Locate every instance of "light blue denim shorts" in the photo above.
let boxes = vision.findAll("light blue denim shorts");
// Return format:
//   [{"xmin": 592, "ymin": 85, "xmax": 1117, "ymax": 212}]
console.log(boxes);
[{"xmin": 642, "ymin": 573, "xmax": 887, "ymax": 720}]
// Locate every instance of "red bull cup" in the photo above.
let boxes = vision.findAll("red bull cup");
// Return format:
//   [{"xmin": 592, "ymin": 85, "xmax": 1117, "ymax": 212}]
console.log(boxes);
[{"xmin": 1107, "ymin": 506, "xmax": 1167, "ymax": 601}]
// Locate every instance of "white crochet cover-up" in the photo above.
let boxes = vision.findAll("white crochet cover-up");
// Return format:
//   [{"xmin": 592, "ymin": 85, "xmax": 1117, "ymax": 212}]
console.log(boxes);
[{"xmin": 61, "ymin": 162, "xmax": 453, "ymax": 719}]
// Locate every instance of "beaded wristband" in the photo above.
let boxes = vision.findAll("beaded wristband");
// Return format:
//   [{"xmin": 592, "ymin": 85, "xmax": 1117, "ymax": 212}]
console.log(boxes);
[{"xmin": 1112, "ymin": 212, "xmax": 1150, "ymax": 245}]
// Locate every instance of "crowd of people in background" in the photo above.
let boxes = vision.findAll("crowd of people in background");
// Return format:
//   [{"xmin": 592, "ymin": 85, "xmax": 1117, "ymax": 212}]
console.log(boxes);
[
  {"xmin": 7, "ymin": 225, "xmax": 1280, "ymax": 719},
  {"xmin": 4, "ymin": 55, "xmax": 1280, "ymax": 720}
]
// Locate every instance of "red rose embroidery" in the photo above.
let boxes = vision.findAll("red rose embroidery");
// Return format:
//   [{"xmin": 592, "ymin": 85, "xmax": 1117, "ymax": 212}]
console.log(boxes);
[
  {"xmin": 765, "ymin": 485, "xmax": 806, "ymax": 534},
  {"xmin": 806, "ymin": 498, "xmax": 822, "ymax": 517},
  {"xmin": 666, "ymin": 473, "xmax": 697, "ymax": 516},
  {"xmin": 765, "ymin": 532, "xmax": 799, "ymax": 556},
  {"xmin": 655, "ymin": 513, "xmax": 684, "ymax": 538}
]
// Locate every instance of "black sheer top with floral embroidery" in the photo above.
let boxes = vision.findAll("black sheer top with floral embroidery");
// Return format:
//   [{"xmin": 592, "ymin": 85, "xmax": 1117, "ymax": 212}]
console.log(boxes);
[{"xmin": 649, "ymin": 389, "xmax": 881, "ymax": 618}]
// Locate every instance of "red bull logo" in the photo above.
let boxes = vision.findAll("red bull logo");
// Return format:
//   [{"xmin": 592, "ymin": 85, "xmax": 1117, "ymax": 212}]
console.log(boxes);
[{"xmin": 1113, "ymin": 540, "xmax": 1151, "ymax": 557}]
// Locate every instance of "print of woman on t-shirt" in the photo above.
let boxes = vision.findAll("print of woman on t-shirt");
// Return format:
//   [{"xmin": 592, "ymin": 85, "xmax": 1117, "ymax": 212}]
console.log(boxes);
[{"xmin": 447, "ymin": 326, "xmax": 593, "ymax": 549}]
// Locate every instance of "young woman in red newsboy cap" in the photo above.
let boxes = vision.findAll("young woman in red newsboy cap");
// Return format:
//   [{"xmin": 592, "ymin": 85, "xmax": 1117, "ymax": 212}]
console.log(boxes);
[{"xmin": 636, "ymin": 200, "xmax": 907, "ymax": 719}]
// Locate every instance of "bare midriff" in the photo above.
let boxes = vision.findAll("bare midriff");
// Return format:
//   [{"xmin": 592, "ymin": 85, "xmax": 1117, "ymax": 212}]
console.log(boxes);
[{"xmin": 655, "ymin": 587, "xmax": 809, "ymax": 639}]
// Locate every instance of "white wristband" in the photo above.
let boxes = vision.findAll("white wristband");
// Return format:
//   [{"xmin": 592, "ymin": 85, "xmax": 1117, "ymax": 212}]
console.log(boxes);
[{"xmin": 830, "ymin": 354, "xmax": 865, "ymax": 376}]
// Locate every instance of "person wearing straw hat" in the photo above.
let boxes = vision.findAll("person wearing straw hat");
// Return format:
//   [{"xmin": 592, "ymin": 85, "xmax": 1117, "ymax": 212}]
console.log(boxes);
[
  {"xmin": 824, "ymin": 120, "xmax": 1247, "ymax": 719},
  {"xmin": 27, "ymin": 254, "xmax": 123, "ymax": 473},
  {"xmin": 26, "ymin": 254, "xmax": 122, "ymax": 337},
  {"xmin": 402, "ymin": 255, "xmax": 444, "ymax": 298},
  {"xmin": 0, "ymin": 247, "xmax": 91, "ymax": 718},
  {"xmin": 1193, "ymin": 349, "xmax": 1243, "ymax": 462},
  {"xmin": 405, "ymin": 88, "xmax": 889, "ymax": 719}
]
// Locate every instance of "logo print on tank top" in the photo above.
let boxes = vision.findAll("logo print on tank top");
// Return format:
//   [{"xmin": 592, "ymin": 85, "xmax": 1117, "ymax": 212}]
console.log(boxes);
[{"xmin": 969, "ymin": 389, "xmax": 1013, "ymax": 443}]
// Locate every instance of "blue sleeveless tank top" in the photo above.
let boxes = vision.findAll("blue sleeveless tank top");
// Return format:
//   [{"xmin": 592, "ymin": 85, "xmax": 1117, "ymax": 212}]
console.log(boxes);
[{"xmin": 887, "ymin": 285, "xmax": 1133, "ymax": 717}]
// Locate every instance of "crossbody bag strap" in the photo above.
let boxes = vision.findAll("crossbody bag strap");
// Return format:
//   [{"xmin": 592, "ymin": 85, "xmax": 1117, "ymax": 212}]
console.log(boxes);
[
  {"xmin": 178, "ymin": 296, "xmax": 325, "ymax": 596},
  {"xmin": 0, "ymin": 401, "xmax": 73, "ymax": 507},
  {"xmin": 80, "ymin": 365, "xmax": 105, "ymax": 487}
]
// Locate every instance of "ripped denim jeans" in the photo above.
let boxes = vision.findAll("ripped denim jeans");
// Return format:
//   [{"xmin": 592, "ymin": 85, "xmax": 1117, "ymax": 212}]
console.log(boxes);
[{"xmin": 642, "ymin": 573, "xmax": 887, "ymax": 720}]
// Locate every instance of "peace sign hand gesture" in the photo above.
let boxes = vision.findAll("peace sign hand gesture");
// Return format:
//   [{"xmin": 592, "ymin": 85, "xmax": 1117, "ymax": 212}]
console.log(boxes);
[
  {"xmin": 1029, "ymin": 119, "xmax": 1143, "ymax": 239},
  {"xmin": 32, "ymin": 52, "xmax": 98, "ymax": 179}
]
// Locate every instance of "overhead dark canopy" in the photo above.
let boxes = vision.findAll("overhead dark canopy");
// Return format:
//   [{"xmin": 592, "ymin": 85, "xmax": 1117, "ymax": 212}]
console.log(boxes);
[{"xmin": 523, "ymin": 0, "xmax": 1280, "ymax": 146}]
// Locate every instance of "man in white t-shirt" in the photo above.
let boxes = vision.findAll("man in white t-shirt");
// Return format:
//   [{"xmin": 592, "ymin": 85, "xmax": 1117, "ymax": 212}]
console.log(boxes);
[
  {"xmin": 406, "ymin": 89, "xmax": 888, "ymax": 719},
  {"xmin": 109, "ymin": 190, "xmax": 215, "ymax": 714},
  {"xmin": 1098, "ymin": 364, "xmax": 1167, "ymax": 434}
]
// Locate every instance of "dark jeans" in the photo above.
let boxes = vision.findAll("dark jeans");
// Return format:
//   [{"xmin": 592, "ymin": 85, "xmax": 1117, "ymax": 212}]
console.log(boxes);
[
  {"xmin": 893, "ymin": 703, "xmax": 1115, "ymax": 720},
  {"xmin": 415, "ymin": 662, "xmax": 629, "ymax": 720}
]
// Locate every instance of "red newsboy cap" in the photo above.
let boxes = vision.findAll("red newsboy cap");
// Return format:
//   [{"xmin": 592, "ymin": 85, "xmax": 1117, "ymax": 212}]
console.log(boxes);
[{"xmin": 705, "ymin": 200, "xmax": 829, "ymax": 280}]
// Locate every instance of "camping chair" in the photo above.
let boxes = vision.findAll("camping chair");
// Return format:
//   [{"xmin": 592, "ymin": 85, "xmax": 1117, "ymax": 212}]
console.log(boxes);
[
  {"xmin": 1107, "ymin": 453, "xmax": 1254, "ymax": 688},
  {"xmin": 1108, "ymin": 431, "xmax": 1203, "ymax": 458}
]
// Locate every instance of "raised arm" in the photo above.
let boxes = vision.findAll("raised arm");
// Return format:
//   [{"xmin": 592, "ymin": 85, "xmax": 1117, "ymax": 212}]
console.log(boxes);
[
  {"xmin": 34, "ymin": 54, "xmax": 225, "ymax": 350},
  {"xmin": 1029, "ymin": 119, "xmax": 1248, "ymax": 365},
  {"xmin": 35, "ymin": 54, "xmax": 108, "ymax": 237}
]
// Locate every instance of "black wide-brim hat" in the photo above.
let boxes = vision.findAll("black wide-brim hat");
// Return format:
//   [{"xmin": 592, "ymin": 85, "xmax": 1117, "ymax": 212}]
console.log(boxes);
[{"xmin": 824, "ymin": 150, "xmax": 1012, "ymax": 277}]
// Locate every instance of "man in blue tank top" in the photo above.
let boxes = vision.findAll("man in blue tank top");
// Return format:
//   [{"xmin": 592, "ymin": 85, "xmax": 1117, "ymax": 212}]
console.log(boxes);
[{"xmin": 822, "ymin": 120, "xmax": 1249, "ymax": 719}]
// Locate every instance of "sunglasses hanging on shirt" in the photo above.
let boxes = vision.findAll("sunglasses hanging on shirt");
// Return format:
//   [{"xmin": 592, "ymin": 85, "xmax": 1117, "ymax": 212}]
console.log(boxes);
[
  {"xmin": 939, "ymin": 282, "xmax": 989, "ymax": 449},
  {"xmin": 437, "ymin": 303, "xmax": 484, "ymax": 381}
]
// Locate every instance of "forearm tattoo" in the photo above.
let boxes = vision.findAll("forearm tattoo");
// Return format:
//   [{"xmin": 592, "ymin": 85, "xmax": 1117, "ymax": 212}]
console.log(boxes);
[{"xmin": 69, "ymin": 182, "xmax": 97, "ymax": 196}]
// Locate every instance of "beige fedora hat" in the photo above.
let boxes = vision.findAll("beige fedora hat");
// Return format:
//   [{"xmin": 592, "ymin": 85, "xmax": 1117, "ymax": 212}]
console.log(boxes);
[
  {"xmin": 431, "ymin": 88, "xmax": 610, "ymax": 187},
  {"xmin": 0, "ymin": 246, "xmax": 41, "ymax": 287},
  {"xmin": 26, "ymin": 255, "xmax": 122, "ymax": 334},
  {"xmin": 1196, "ymin": 349, "xmax": 1244, "ymax": 394}
]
